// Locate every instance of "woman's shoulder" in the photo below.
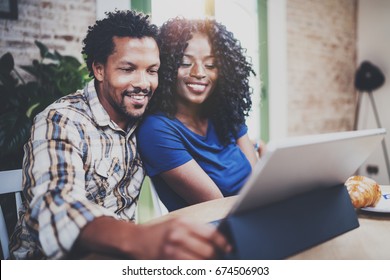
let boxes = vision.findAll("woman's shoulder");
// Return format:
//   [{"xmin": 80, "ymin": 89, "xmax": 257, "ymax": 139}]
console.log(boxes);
[
  {"xmin": 138, "ymin": 112, "xmax": 177, "ymax": 133},
  {"xmin": 140, "ymin": 113, "xmax": 173, "ymax": 127}
]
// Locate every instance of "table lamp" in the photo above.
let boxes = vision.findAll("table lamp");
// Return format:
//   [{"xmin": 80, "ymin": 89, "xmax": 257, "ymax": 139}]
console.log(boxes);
[{"xmin": 354, "ymin": 61, "xmax": 390, "ymax": 182}]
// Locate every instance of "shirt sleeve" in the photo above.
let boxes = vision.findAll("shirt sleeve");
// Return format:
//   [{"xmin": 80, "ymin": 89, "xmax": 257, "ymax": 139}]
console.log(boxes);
[
  {"xmin": 236, "ymin": 123, "xmax": 248, "ymax": 139},
  {"xmin": 23, "ymin": 109, "xmax": 116, "ymax": 259},
  {"xmin": 137, "ymin": 116, "xmax": 192, "ymax": 177}
]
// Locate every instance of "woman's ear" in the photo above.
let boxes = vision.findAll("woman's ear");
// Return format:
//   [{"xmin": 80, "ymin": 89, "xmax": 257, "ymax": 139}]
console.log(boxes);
[{"xmin": 92, "ymin": 61, "xmax": 104, "ymax": 82}]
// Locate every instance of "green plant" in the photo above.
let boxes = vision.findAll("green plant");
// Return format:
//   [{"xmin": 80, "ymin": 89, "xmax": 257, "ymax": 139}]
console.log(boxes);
[{"xmin": 0, "ymin": 41, "xmax": 91, "ymax": 170}]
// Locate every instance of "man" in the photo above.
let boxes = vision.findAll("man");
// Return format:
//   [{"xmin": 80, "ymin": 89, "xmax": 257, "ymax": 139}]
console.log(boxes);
[{"xmin": 9, "ymin": 10, "xmax": 230, "ymax": 260}]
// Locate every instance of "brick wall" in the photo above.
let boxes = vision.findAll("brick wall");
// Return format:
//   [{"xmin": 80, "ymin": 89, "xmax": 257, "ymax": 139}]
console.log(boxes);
[
  {"xmin": 286, "ymin": 0, "xmax": 357, "ymax": 135},
  {"xmin": 0, "ymin": 0, "xmax": 96, "ymax": 73}
]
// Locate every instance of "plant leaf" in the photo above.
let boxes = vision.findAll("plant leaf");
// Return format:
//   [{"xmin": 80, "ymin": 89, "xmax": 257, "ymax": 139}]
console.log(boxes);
[
  {"xmin": 0, "ymin": 52, "xmax": 14, "ymax": 75},
  {"xmin": 35, "ymin": 40, "xmax": 49, "ymax": 60},
  {"xmin": 0, "ymin": 41, "xmax": 92, "ymax": 171},
  {"xmin": 54, "ymin": 50, "xmax": 62, "ymax": 60},
  {"xmin": 0, "ymin": 112, "xmax": 32, "ymax": 156},
  {"xmin": 26, "ymin": 102, "xmax": 41, "ymax": 118},
  {"xmin": 20, "ymin": 64, "xmax": 38, "ymax": 78}
]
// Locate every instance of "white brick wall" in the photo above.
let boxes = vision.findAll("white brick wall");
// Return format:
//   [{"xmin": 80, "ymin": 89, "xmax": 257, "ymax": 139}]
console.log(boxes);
[
  {"xmin": 0, "ymin": 0, "xmax": 96, "ymax": 71},
  {"xmin": 286, "ymin": 0, "xmax": 357, "ymax": 135},
  {"xmin": 356, "ymin": 0, "xmax": 390, "ymax": 184}
]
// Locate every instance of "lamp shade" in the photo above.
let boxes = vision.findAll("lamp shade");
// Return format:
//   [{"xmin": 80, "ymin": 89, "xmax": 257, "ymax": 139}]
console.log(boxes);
[{"xmin": 355, "ymin": 61, "xmax": 385, "ymax": 92}]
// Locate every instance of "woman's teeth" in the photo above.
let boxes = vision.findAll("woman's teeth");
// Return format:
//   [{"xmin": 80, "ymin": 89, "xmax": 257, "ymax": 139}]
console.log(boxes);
[{"xmin": 187, "ymin": 83, "xmax": 206, "ymax": 91}]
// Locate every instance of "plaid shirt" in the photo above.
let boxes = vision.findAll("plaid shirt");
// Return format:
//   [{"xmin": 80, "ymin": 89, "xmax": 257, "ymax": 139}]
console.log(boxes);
[{"xmin": 9, "ymin": 80, "xmax": 145, "ymax": 259}]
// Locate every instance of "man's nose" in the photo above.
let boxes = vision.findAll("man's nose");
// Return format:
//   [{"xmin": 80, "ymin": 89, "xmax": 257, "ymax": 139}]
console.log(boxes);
[{"xmin": 132, "ymin": 71, "xmax": 150, "ymax": 90}]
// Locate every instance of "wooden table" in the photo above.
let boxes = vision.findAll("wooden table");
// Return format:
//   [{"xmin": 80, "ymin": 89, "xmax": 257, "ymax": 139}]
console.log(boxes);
[{"xmin": 159, "ymin": 191, "xmax": 390, "ymax": 260}]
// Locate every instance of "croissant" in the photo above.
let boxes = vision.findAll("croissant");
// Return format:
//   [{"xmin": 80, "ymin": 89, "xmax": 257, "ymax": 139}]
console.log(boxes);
[{"xmin": 345, "ymin": 175, "xmax": 382, "ymax": 208}]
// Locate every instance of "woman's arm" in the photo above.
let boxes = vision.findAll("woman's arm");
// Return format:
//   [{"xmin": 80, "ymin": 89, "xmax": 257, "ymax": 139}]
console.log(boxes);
[
  {"xmin": 160, "ymin": 160, "xmax": 224, "ymax": 205},
  {"xmin": 161, "ymin": 133, "xmax": 258, "ymax": 205},
  {"xmin": 237, "ymin": 133, "xmax": 258, "ymax": 169}
]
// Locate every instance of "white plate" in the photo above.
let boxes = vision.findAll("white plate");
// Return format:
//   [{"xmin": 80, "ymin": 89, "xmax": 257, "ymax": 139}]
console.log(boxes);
[{"xmin": 361, "ymin": 185, "xmax": 390, "ymax": 213}]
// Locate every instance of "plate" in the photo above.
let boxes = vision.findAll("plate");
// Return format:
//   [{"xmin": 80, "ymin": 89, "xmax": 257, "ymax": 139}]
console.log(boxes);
[{"xmin": 361, "ymin": 185, "xmax": 390, "ymax": 213}]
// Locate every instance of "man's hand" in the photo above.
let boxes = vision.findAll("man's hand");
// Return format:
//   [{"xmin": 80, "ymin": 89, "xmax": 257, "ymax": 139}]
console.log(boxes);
[{"xmin": 131, "ymin": 217, "xmax": 231, "ymax": 259}]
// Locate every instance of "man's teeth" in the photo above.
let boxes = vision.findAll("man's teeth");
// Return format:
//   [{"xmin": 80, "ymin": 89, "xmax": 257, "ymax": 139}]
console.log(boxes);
[
  {"xmin": 187, "ymin": 83, "xmax": 206, "ymax": 91},
  {"xmin": 129, "ymin": 95, "xmax": 145, "ymax": 100}
]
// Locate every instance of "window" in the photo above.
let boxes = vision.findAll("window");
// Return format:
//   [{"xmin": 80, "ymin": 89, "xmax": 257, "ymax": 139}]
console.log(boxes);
[{"xmin": 151, "ymin": 0, "xmax": 261, "ymax": 141}]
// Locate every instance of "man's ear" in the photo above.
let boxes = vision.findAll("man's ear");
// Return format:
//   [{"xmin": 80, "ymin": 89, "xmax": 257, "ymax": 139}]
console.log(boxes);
[{"xmin": 92, "ymin": 61, "xmax": 104, "ymax": 82}]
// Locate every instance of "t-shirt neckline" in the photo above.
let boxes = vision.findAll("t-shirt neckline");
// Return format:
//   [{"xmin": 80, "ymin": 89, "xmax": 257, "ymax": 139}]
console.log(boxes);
[{"xmin": 173, "ymin": 117, "xmax": 211, "ymax": 140}]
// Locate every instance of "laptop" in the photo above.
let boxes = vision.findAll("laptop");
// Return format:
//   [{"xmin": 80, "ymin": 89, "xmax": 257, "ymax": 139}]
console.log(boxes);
[
  {"xmin": 215, "ymin": 128, "xmax": 386, "ymax": 259},
  {"xmin": 229, "ymin": 127, "xmax": 386, "ymax": 215}
]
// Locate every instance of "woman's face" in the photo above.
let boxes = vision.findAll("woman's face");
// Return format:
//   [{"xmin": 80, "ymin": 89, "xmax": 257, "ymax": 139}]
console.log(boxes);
[{"xmin": 175, "ymin": 32, "xmax": 219, "ymax": 109}]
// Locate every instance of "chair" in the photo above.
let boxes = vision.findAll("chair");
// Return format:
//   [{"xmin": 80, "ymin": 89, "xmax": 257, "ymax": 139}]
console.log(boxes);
[
  {"xmin": 0, "ymin": 169, "xmax": 23, "ymax": 260},
  {"xmin": 137, "ymin": 176, "xmax": 168, "ymax": 224}
]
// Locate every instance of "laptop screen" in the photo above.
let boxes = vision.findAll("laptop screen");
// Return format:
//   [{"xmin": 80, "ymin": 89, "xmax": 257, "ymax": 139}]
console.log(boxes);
[{"xmin": 230, "ymin": 128, "xmax": 386, "ymax": 215}]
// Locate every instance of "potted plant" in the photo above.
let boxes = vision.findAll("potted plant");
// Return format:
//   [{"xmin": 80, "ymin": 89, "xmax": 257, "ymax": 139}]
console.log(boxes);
[
  {"xmin": 0, "ymin": 41, "xmax": 91, "ymax": 170},
  {"xmin": 0, "ymin": 42, "xmax": 90, "ymax": 251}
]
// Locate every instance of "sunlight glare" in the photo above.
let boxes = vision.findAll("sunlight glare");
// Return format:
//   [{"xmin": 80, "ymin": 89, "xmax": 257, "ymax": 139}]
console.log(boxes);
[{"xmin": 151, "ymin": 0, "xmax": 207, "ymax": 25}]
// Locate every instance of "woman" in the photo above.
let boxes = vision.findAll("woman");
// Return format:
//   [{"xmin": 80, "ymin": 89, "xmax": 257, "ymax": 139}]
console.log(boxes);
[{"xmin": 137, "ymin": 17, "xmax": 258, "ymax": 211}]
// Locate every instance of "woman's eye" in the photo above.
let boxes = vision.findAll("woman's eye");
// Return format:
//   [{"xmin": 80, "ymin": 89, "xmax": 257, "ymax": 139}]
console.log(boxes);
[
  {"xmin": 205, "ymin": 64, "xmax": 216, "ymax": 69},
  {"xmin": 180, "ymin": 62, "xmax": 192, "ymax": 67}
]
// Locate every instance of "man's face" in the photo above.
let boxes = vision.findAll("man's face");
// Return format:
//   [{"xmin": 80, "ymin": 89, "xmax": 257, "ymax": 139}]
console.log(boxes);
[{"xmin": 94, "ymin": 36, "xmax": 160, "ymax": 129}]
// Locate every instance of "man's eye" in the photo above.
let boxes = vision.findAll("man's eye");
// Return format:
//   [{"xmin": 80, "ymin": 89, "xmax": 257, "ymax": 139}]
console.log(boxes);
[
  {"xmin": 120, "ymin": 68, "xmax": 135, "ymax": 72},
  {"xmin": 148, "ymin": 69, "xmax": 158, "ymax": 74}
]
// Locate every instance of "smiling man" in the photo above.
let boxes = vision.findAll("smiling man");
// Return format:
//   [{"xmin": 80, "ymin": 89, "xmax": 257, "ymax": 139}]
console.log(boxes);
[
  {"xmin": 93, "ymin": 35, "xmax": 159, "ymax": 128},
  {"xmin": 9, "ymin": 10, "xmax": 230, "ymax": 260}
]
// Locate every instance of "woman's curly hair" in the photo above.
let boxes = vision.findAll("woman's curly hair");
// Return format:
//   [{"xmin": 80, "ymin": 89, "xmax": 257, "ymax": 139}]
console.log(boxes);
[
  {"xmin": 82, "ymin": 10, "xmax": 159, "ymax": 78},
  {"xmin": 149, "ymin": 17, "xmax": 255, "ymax": 145}
]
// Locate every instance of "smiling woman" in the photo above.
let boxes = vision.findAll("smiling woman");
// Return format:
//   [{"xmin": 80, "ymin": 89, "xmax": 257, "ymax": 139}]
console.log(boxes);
[
  {"xmin": 150, "ymin": 0, "xmax": 261, "ymax": 142},
  {"xmin": 137, "ymin": 17, "xmax": 258, "ymax": 212}
]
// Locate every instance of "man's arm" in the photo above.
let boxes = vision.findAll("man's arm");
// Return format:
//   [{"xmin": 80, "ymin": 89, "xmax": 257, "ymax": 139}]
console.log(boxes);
[
  {"xmin": 74, "ymin": 216, "xmax": 231, "ymax": 259},
  {"xmin": 23, "ymin": 109, "xmax": 117, "ymax": 259}
]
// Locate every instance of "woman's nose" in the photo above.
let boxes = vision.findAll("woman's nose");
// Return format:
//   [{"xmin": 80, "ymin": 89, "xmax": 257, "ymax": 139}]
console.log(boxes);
[{"xmin": 190, "ymin": 64, "xmax": 206, "ymax": 79}]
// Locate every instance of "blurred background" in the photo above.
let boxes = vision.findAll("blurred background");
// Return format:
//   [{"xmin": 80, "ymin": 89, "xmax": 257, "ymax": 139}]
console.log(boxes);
[{"xmin": 1, "ymin": 0, "xmax": 389, "ymax": 184}]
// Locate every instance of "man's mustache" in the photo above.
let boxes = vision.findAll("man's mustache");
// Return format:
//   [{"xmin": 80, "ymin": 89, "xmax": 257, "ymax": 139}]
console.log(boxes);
[{"xmin": 124, "ymin": 87, "xmax": 152, "ymax": 96}]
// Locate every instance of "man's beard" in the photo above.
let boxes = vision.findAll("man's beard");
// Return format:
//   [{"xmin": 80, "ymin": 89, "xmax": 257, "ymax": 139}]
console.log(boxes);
[
  {"xmin": 118, "ymin": 88, "xmax": 153, "ymax": 122},
  {"xmin": 119, "ymin": 102, "xmax": 146, "ymax": 122}
]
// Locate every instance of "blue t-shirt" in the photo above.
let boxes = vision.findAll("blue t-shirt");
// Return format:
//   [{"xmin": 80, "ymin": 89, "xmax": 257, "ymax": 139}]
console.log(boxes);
[{"xmin": 136, "ymin": 113, "xmax": 252, "ymax": 211}]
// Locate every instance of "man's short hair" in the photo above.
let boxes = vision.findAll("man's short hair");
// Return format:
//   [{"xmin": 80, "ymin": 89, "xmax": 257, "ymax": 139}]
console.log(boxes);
[{"xmin": 82, "ymin": 10, "xmax": 159, "ymax": 78}]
